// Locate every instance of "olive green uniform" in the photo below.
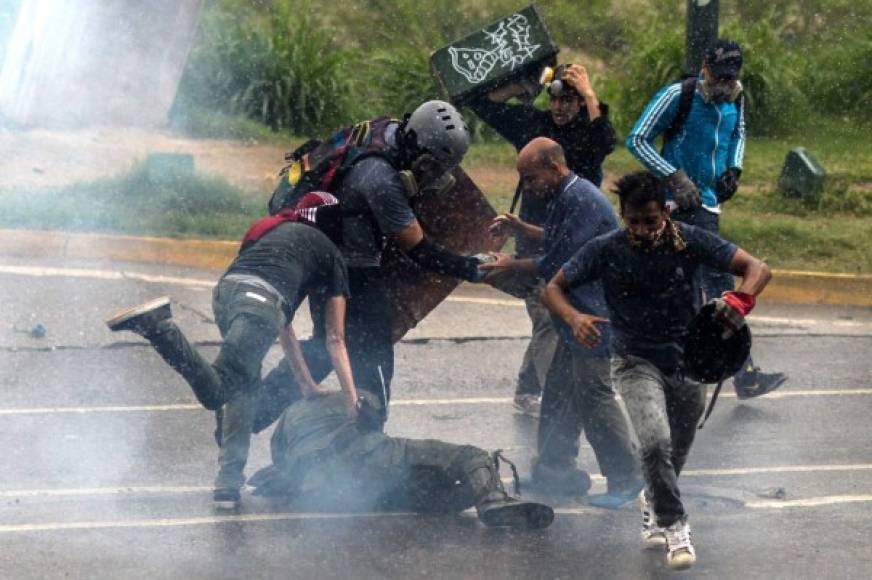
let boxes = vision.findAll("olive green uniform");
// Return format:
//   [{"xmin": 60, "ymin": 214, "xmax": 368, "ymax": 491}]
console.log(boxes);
[{"xmin": 252, "ymin": 393, "xmax": 493, "ymax": 514}]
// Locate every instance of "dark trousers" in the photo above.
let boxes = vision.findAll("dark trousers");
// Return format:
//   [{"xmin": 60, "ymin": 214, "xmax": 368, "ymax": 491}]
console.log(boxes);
[
  {"xmin": 671, "ymin": 207, "xmax": 757, "ymax": 387},
  {"xmin": 611, "ymin": 354, "xmax": 705, "ymax": 527},
  {"xmin": 254, "ymin": 267, "xmax": 394, "ymax": 432},
  {"xmin": 537, "ymin": 341, "xmax": 640, "ymax": 490},
  {"xmin": 516, "ymin": 284, "xmax": 559, "ymax": 397},
  {"xmin": 145, "ymin": 278, "xmax": 285, "ymax": 490}
]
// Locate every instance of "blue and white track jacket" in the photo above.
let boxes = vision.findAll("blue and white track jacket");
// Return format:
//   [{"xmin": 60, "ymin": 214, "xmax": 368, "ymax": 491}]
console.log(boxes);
[{"xmin": 626, "ymin": 79, "xmax": 745, "ymax": 211}]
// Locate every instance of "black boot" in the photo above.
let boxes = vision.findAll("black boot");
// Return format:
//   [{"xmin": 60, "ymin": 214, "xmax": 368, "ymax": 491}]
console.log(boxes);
[
  {"xmin": 106, "ymin": 297, "xmax": 172, "ymax": 335},
  {"xmin": 469, "ymin": 451, "xmax": 554, "ymax": 530}
]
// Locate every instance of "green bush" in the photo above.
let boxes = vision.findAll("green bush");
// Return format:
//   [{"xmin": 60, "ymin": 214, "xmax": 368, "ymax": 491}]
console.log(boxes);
[
  {"xmin": 0, "ymin": 163, "xmax": 261, "ymax": 238},
  {"xmin": 599, "ymin": 30, "xmax": 686, "ymax": 134},
  {"xmin": 600, "ymin": 9, "xmax": 811, "ymax": 137},
  {"xmin": 174, "ymin": 0, "xmax": 355, "ymax": 137},
  {"xmin": 808, "ymin": 38, "xmax": 872, "ymax": 125},
  {"xmin": 719, "ymin": 17, "xmax": 810, "ymax": 136}
]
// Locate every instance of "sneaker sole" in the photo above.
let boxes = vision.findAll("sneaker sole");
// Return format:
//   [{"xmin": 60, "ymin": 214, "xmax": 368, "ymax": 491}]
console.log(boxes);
[
  {"xmin": 666, "ymin": 552, "xmax": 696, "ymax": 570},
  {"xmin": 642, "ymin": 532, "xmax": 667, "ymax": 549},
  {"xmin": 480, "ymin": 502, "xmax": 555, "ymax": 530},
  {"xmin": 105, "ymin": 297, "xmax": 171, "ymax": 332}
]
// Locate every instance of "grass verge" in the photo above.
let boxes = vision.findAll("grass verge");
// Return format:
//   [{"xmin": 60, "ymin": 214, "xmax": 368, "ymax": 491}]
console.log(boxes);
[
  {"xmin": 0, "ymin": 163, "xmax": 262, "ymax": 240},
  {"xmin": 1, "ymin": 122, "xmax": 868, "ymax": 274}
]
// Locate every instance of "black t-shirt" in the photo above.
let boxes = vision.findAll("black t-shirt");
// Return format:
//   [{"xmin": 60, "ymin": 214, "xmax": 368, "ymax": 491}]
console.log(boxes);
[
  {"xmin": 561, "ymin": 222, "xmax": 738, "ymax": 371},
  {"xmin": 335, "ymin": 155, "xmax": 416, "ymax": 268},
  {"xmin": 226, "ymin": 222, "xmax": 350, "ymax": 315}
]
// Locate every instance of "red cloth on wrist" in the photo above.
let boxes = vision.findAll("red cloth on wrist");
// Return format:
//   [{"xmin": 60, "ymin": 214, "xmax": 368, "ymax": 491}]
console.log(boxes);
[{"xmin": 722, "ymin": 291, "xmax": 756, "ymax": 317}]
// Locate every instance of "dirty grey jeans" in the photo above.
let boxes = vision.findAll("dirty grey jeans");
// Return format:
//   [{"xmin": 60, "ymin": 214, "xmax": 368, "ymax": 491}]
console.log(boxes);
[
  {"xmin": 516, "ymin": 284, "xmax": 559, "ymax": 397},
  {"xmin": 145, "ymin": 276, "xmax": 285, "ymax": 491},
  {"xmin": 537, "ymin": 342, "xmax": 640, "ymax": 490},
  {"xmin": 610, "ymin": 354, "xmax": 705, "ymax": 527}
]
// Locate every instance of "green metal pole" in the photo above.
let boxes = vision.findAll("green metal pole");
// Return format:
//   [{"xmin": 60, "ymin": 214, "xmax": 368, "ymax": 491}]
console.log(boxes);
[{"xmin": 686, "ymin": 0, "xmax": 719, "ymax": 74}]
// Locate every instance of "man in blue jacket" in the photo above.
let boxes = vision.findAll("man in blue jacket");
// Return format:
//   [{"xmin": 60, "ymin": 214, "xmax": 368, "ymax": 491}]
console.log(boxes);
[
  {"xmin": 626, "ymin": 39, "xmax": 785, "ymax": 398},
  {"xmin": 484, "ymin": 138, "xmax": 641, "ymax": 506}
]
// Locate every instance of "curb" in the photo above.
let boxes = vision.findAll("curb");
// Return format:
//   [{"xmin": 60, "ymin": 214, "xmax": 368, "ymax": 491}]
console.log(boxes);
[{"xmin": 1, "ymin": 228, "xmax": 870, "ymax": 307}]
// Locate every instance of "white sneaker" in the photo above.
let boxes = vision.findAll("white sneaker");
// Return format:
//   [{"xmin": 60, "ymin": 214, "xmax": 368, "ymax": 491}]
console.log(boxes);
[
  {"xmin": 639, "ymin": 490, "xmax": 667, "ymax": 548},
  {"xmin": 664, "ymin": 518, "xmax": 696, "ymax": 570}
]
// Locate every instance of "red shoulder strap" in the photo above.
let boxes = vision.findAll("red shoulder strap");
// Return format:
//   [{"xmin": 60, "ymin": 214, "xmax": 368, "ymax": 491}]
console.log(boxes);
[{"xmin": 240, "ymin": 210, "xmax": 297, "ymax": 250}]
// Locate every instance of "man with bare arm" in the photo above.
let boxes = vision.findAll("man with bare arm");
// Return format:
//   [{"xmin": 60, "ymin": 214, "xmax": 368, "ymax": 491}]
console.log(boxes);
[
  {"xmin": 543, "ymin": 171, "xmax": 772, "ymax": 569},
  {"xmin": 106, "ymin": 193, "xmax": 357, "ymax": 510}
]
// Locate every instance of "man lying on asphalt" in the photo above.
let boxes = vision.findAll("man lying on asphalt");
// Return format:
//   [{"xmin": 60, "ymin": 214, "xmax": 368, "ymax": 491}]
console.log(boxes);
[
  {"xmin": 249, "ymin": 392, "xmax": 555, "ymax": 530},
  {"xmin": 542, "ymin": 170, "xmax": 772, "ymax": 570}
]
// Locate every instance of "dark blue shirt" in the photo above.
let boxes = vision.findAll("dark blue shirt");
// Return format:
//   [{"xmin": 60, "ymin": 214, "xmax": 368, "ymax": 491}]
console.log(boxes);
[
  {"xmin": 468, "ymin": 95, "xmax": 617, "ymax": 258},
  {"xmin": 535, "ymin": 173, "xmax": 619, "ymax": 355},
  {"xmin": 335, "ymin": 124, "xmax": 416, "ymax": 268},
  {"xmin": 561, "ymin": 222, "xmax": 738, "ymax": 370}
]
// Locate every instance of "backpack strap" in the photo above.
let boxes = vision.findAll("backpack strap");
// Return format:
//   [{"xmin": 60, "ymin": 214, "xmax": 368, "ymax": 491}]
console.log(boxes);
[
  {"xmin": 664, "ymin": 77, "xmax": 698, "ymax": 141},
  {"xmin": 240, "ymin": 210, "xmax": 298, "ymax": 250}
]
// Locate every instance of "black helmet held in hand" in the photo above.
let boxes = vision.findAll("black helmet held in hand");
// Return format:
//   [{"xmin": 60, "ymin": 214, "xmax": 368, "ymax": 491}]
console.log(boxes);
[{"xmin": 683, "ymin": 301, "xmax": 752, "ymax": 384}]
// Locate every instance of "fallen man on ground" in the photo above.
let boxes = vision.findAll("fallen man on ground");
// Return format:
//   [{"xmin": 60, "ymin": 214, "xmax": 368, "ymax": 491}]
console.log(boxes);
[{"xmin": 248, "ymin": 392, "xmax": 555, "ymax": 530}]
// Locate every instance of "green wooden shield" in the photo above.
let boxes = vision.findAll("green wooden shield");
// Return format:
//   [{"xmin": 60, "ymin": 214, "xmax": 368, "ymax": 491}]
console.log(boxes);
[{"xmin": 430, "ymin": 5, "xmax": 558, "ymax": 105}]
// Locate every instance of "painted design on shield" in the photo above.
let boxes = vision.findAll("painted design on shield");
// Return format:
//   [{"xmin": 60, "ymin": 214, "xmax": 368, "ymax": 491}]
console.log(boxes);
[{"xmin": 449, "ymin": 13, "xmax": 541, "ymax": 84}]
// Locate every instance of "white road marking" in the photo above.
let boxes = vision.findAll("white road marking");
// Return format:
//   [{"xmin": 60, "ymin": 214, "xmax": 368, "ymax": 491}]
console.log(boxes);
[
  {"xmin": 2, "ymin": 389, "xmax": 872, "ymax": 417},
  {"xmin": 2, "ymin": 493, "xmax": 872, "ymax": 534},
  {"xmin": 0, "ymin": 404, "xmax": 202, "ymax": 416},
  {"xmin": 3, "ymin": 263, "xmax": 871, "ymax": 329},
  {"xmin": 0, "ymin": 486, "xmax": 210, "ymax": 499},
  {"xmin": 0, "ymin": 264, "xmax": 213, "ymax": 288},
  {"xmin": 444, "ymin": 295, "xmax": 523, "ymax": 307},
  {"xmin": 0, "ymin": 512, "xmax": 416, "ymax": 534},
  {"xmin": 4, "ymin": 463, "xmax": 872, "ymax": 500},
  {"xmin": 746, "ymin": 495, "xmax": 872, "ymax": 509}
]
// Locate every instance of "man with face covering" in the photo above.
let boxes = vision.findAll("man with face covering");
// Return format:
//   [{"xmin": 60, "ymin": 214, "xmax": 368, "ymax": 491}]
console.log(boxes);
[
  {"xmin": 469, "ymin": 63, "xmax": 617, "ymax": 417},
  {"xmin": 543, "ymin": 170, "xmax": 772, "ymax": 570},
  {"xmin": 254, "ymin": 100, "xmax": 491, "ymax": 432},
  {"xmin": 626, "ymin": 40, "xmax": 786, "ymax": 398}
]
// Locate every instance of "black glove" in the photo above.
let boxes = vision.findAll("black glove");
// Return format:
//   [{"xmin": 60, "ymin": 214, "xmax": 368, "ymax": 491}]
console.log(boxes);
[
  {"xmin": 716, "ymin": 168, "xmax": 741, "ymax": 203},
  {"xmin": 664, "ymin": 170, "xmax": 700, "ymax": 210}
]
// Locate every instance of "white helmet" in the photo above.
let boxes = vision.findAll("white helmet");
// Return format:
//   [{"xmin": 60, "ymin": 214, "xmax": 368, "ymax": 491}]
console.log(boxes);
[{"xmin": 404, "ymin": 100, "xmax": 470, "ymax": 168}]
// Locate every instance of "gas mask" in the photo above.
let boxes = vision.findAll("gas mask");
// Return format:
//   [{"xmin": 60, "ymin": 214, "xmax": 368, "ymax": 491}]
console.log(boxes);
[
  {"xmin": 399, "ymin": 153, "xmax": 456, "ymax": 198},
  {"xmin": 700, "ymin": 79, "xmax": 743, "ymax": 104}
]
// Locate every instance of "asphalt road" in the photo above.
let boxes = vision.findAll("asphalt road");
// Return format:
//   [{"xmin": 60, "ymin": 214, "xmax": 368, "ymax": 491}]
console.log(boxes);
[{"xmin": 2, "ymin": 256, "xmax": 872, "ymax": 579}]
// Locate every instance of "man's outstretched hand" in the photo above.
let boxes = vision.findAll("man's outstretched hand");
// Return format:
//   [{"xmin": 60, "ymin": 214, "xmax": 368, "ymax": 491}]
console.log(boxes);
[{"xmin": 568, "ymin": 312, "xmax": 609, "ymax": 348}]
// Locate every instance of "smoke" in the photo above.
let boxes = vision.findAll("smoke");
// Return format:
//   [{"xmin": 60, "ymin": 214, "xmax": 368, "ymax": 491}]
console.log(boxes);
[{"xmin": 0, "ymin": 0, "xmax": 203, "ymax": 129}]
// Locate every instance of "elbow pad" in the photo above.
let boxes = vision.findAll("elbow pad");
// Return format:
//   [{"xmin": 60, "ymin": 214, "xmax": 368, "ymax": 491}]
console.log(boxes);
[{"xmin": 406, "ymin": 237, "xmax": 481, "ymax": 282}]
